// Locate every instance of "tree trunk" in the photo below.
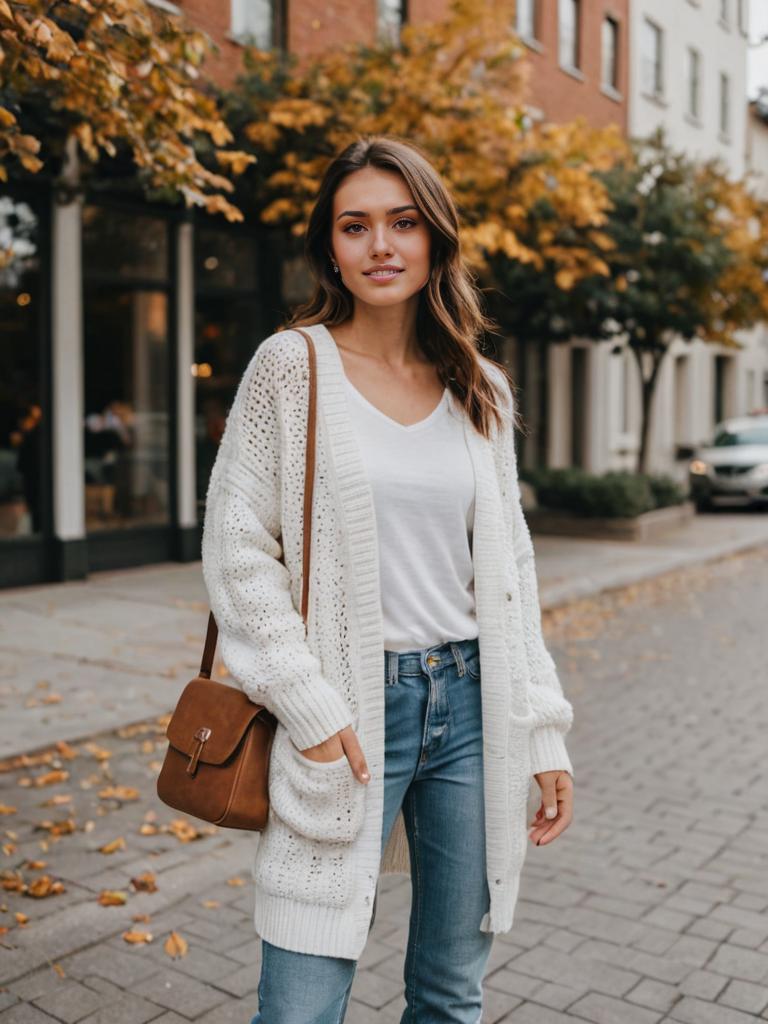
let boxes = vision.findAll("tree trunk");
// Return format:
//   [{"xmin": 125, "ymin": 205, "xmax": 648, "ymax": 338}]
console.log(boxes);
[{"xmin": 632, "ymin": 346, "xmax": 664, "ymax": 474}]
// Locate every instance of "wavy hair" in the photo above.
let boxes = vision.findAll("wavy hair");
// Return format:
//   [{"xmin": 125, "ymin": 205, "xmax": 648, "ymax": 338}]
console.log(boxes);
[{"xmin": 283, "ymin": 134, "xmax": 517, "ymax": 439}]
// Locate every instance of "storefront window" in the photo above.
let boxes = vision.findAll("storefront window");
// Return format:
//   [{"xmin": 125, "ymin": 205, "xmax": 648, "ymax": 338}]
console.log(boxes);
[
  {"xmin": 0, "ymin": 195, "xmax": 45, "ymax": 540},
  {"xmin": 194, "ymin": 227, "xmax": 264, "ymax": 517},
  {"xmin": 82, "ymin": 206, "xmax": 170, "ymax": 532}
]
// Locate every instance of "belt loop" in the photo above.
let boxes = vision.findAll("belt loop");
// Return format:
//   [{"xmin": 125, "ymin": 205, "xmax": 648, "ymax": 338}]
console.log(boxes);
[{"xmin": 450, "ymin": 642, "xmax": 466, "ymax": 677}]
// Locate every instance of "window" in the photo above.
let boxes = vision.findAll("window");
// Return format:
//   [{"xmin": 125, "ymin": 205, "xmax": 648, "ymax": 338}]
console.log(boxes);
[
  {"xmin": 230, "ymin": 0, "xmax": 286, "ymax": 49},
  {"xmin": 82, "ymin": 206, "xmax": 171, "ymax": 533},
  {"xmin": 719, "ymin": 71, "xmax": 730, "ymax": 135},
  {"xmin": 641, "ymin": 18, "xmax": 663, "ymax": 97},
  {"xmin": 719, "ymin": 0, "xmax": 728, "ymax": 24},
  {"xmin": 377, "ymin": 0, "xmax": 407, "ymax": 45},
  {"xmin": 601, "ymin": 16, "xmax": 619, "ymax": 90},
  {"xmin": 737, "ymin": 0, "xmax": 747, "ymax": 34},
  {"xmin": 516, "ymin": 0, "xmax": 539, "ymax": 41},
  {"xmin": 686, "ymin": 47, "xmax": 701, "ymax": 119},
  {"xmin": 558, "ymin": 0, "xmax": 580, "ymax": 70},
  {"xmin": 0, "ymin": 195, "xmax": 47, "ymax": 542}
]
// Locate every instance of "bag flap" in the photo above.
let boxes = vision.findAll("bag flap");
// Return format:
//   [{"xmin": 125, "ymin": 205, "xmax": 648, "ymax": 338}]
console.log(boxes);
[{"xmin": 166, "ymin": 676, "xmax": 266, "ymax": 765}]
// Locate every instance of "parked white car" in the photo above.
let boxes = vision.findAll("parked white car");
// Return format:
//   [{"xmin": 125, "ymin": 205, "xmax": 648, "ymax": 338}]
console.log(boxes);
[{"xmin": 689, "ymin": 414, "xmax": 768, "ymax": 511}]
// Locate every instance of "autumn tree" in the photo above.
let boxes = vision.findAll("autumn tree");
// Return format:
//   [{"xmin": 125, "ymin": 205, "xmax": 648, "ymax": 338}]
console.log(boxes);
[
  {"xmin": 559, "ymin": 128, "xmax": 768, "ymax": 473},
  {"xmin": 220, "ymin": 0, "xmax": 628, "ymax": 296},
  {"xmin": 0, "ymin": 0, "xmax": 254, "ymax": 225}
]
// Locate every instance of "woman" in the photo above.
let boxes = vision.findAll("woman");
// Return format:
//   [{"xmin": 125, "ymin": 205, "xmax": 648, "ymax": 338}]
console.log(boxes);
[{"xmin": 201, "ymin": 135, "xmax": 575, "ymax": 1023}]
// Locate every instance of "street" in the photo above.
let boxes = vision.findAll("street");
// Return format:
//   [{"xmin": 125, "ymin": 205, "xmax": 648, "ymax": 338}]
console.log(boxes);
[{"xmin": 1, "ymin": 546, "xmax": 768, "ymax": 1022}]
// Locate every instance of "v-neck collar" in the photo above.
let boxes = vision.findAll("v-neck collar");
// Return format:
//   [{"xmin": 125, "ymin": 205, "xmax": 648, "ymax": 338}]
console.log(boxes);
[{"xmin": 318, "ymin": 322, "xmax": 450, "ymax": 433}]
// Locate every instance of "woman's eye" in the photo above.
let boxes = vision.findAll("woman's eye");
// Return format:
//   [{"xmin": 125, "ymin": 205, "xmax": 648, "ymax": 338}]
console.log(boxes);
[
  {"xmin": 343, "ymin": 223, "xmax": 365, "ymax": 234},
  {"xmin": 341, "ymin": 218, "xmax": 417, "ymax": 234},
  {"xmin": 394, "ymin": 218, "xmax": 416, "ymax": 229}
]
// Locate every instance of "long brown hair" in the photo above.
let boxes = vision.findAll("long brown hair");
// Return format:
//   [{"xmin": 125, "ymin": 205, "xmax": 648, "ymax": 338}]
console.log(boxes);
[{"xmin": 282, "ymin": 135, "xmax": 517, "ymax": 439}]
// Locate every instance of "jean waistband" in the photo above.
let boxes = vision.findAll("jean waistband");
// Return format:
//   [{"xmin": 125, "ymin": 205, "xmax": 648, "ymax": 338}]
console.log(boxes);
[{"xmin": 384, "ymin": 636, "xmax": 480, "ymax": 684}]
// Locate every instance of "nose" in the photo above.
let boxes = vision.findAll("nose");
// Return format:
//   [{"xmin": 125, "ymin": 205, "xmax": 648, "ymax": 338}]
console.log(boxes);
[{"xmin": 369, "ymin": 224, "xmax": 393, "ymax": 258}]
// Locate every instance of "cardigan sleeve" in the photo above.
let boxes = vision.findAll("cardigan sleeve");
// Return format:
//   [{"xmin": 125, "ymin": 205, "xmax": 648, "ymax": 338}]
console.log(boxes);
[
  {"xmin": 488, "ymin": 364, "xmax": 575, "ymax": 779},
  {"xmin": 200, "ymin": 337, "xmax": 355, "ymax": 751}
]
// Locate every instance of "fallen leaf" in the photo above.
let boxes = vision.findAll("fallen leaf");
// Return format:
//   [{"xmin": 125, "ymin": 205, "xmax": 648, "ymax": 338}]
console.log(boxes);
[
  {"xmin": 83, "ymin": 743, "xmax": 112, "ymax": 761},
  {"xmin": 0, "ymin": 805, "xmax": 16, "ymax": 815},
  {"xmin": 201, "ymin": 899, "xmax": 220, "ymax": 909},
  {"xmin": 98, "ymin": 889, "xmax": 128, "ymax": 906},
  {"xmin": 138, "ymin": 823, "xmax": 158, "ymax": 836},
  {"xmin": 226, "ymin": 877, "xmax": 245, "ymax": 887},
  {"xmin": 41, "ymin": 794, "xmax": 74, "ymax": 807},
  {"xmin": 98, "ymin": 786, "xmax": 140, "ymax": 801},
  {"xmin": 165, "ymin": 819, "xmax": 199, "ymax": 843},
  {"xmin": 132, "ymin": 913, "xmax": 151, "ymax": 923},
  {"xmin": 1, "ymin": 872, "xmax": 25, "ymax": 892},
  {"xmin": 33, "ymin": 771, "xmax": 69, "ymax": 788},
  {"xmin": 98, "ymin": 837, "xmax": 126, "ymax": 855},
  {"xmin": 14, "ymin": 912, "xmax": 28, "ymax": 925},
  {"xmin": 24, "ymin": 860, "xmax": 47, "ymax": 870},
  {"xmin": 55, "ymin": 741, "xmax": 78, "ymax": 760},
  {"xmin": 2, "ymin": 844, "xmax": 16, "ymax": 855},
  {"xmin": 164, "ymin": 931, "xmax": 188, "ymax": 959},
  {"xmin": 36, "ymin": 819, "xmax": 76, "ymax": 836},
  {"xmin": 130, "ymin": 872, "xmax": 157, "ymax": 893},
  {"xmin": 122, "ymin": 929, "xmax": 153, "ymax": 944},
  {"xmin": 26, "ymin": 875, "xmax": 65, "ymax": 898},
  {"xmin": 41, "ymin": 694, "xmax": 62, "ymax": 705},
  {"xmin": 52, "ymin": 963, "xmax": 66, "ymax": 978}
]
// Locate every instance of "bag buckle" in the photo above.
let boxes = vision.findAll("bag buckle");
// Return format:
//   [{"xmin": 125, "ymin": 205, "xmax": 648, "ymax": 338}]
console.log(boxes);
[{"xmin": 187, "ymin": 726, "xmax": 212, "ymax": 776}]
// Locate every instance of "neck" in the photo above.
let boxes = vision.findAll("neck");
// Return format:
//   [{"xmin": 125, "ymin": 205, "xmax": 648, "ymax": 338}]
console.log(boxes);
[{"xmin": 337, "ymin": 297, "xmax": 423, "ymax": 367}]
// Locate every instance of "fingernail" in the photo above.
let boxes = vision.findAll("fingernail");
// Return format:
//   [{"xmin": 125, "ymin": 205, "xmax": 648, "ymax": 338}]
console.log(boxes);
[
  {"xmin": 545, "ymin": 806, "xmax": 557, "ymax": 819},
  {"xmin": 361, "ymin": 772, "xmax": 370, "ymax": 781}
]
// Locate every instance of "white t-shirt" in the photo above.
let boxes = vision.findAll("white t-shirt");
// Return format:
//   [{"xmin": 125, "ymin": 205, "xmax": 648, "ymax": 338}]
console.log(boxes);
[{"xmin": 343, "ymin": 373, "xmax": 478, "ymax": 652}]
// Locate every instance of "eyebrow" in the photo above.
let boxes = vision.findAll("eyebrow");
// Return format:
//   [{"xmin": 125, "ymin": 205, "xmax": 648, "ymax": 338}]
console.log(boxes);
[{"xmin": 336, "ymin": 205, "xmax": 419, "ymax": 221}]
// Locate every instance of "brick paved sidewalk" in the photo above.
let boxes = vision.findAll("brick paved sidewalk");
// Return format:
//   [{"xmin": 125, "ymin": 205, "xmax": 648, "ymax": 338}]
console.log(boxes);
[{"xmin": 2, "ymin": 548, "xmax": 768, "ymax": 1022}]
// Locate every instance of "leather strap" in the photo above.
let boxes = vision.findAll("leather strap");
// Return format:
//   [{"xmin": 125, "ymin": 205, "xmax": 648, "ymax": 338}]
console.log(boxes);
[{"xmin": 200, "ymin": 327, "xmax": 318, "ymax": 679}]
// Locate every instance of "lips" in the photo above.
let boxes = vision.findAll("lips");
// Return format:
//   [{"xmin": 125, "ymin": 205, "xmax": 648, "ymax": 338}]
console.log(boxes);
[{"xmin": 363, "ymin": 267, "xmax": 404, "ymax": 277}]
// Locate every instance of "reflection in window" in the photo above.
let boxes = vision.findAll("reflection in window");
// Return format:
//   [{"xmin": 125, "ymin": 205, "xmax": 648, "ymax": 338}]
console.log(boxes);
[
  {"xmin": 82, "ymin": 205, "xmax": 170, "ymax": 532},
  {"xmin": 642, "ymin": 18, "xmax": 663, "ymax": 97},
  {"xmin": 378, "ymin": 0, "xmax": 407, "ymax": 45},
  {"xmin": 515, "ymin": 0, "xmax": 538, "ymax": 40},
  {"xmin": 558, "ymin": 0, "xmax": 580, "ymax": 70},
  {"xmin": 601, "ymin": 16, "xmax": 619, "ymax": 90},
  {"xmin": 0, "ymin": 196, "xmax": 44, "ymax": 539},
  {"xmin": 194, "ymin": 227, "xmax": 263, "ymax": 519}
]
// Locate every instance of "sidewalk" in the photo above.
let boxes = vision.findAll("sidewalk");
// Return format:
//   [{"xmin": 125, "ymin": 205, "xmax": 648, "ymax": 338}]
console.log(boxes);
[{"xmin": 1, "ymin": 510, "xmax": 767, "ymax": 761}]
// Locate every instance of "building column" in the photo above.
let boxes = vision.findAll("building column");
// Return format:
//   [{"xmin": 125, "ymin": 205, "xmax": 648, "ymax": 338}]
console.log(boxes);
[
  {"xmin": 174, "ymin": 218, "xmax": 199, "ymax": 561},
  {"xmin": 51, "ymin": 144, "xmax": 87, "ymax": 579}
]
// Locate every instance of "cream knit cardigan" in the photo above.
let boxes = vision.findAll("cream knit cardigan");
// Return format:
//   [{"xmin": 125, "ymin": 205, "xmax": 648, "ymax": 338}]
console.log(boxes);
[{"xmin": 201, "ymin": 322, "xmax": 574, "ymax": 960}]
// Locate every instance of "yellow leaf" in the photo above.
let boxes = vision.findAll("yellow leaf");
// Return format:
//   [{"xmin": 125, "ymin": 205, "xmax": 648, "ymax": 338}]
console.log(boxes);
[
  {"xmin": 201, "ymin": 899, "xmax": 220, "ymax": 909},
  {"xmin": 226, "ymin": 876, "xmax": 245, "ymax": 887},
  {"xmin": 0, "ymin": 804, "xmax": 16, "ymax": 815},
  {"xmin": 98, "ymin": 786, "xmax": 140, "ymax": 801},
  {"xmin": 98, "ymin": 889, "xmax": 128, "ymax": 906},
  {"xmin": 32, "ymin": 770, "xmax": 69, "ymax": 788},
  {"xmin": 52, "ymin": 963, "xmax": 66, "ymax": 978},
  {"xmin": 122, "ymin": 929, "xmax": 153, "ymax": 944},
  {"xmin": 14, "ymin": 912, "xmax": 28, "ymax": 925},
  {"xmin": 98, "ymin": 837, "xmax": 126, "ymax": 855},
  {"xmin": 164, "ymin": 931, "xmax": 188, "ymax": 959}
]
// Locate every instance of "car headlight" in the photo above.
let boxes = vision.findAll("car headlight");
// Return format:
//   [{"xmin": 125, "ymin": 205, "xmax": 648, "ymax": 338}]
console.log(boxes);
[{"xmin": 690, "ymin": 459, "xmax": 710, "ymax": 475}]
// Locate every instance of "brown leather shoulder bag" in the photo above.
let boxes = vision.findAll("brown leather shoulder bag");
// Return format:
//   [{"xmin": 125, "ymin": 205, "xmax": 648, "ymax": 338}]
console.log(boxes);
[{"xmin": 156, "ymin": 327, "xmax": 318, "ymax": 830}]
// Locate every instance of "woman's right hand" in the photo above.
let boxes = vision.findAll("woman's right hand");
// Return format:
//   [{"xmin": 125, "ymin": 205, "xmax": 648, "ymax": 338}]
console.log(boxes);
[{"xmin": 299, "ymin": 725, "xmax": 371, "ymax": 784}]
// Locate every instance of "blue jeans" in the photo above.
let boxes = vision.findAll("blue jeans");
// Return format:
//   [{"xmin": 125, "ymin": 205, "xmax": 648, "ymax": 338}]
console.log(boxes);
[{"xmin": 251, "ymin": 635, "xmax": 493, "ymax": 1024}]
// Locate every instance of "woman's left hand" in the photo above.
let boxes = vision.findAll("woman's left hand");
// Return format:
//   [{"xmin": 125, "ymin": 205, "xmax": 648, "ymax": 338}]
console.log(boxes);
[{"xmin": 528, "ymin": 770, "xmax": 573, "ymax": 846}]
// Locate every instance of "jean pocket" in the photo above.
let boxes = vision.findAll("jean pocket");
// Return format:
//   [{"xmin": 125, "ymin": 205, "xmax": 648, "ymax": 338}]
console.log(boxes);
[
  {"xmin": 464, "ymin": 649, "xmax": 481, "ymax": 679},
  {"xmin": 267, "ymin": 724, "xmax": 366, "ymax": 844}
]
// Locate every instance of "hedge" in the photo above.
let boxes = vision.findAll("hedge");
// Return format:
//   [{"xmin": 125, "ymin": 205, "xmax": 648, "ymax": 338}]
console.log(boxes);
[{"xmin": 519, "ymin": 467, "xmax": 688, "ymax": 518}]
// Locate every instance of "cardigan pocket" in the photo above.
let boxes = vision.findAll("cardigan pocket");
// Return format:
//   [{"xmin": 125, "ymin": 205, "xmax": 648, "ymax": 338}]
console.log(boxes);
[{"xmin": 266, "ymin": 722, "xmax": 366, "ymax": 844}]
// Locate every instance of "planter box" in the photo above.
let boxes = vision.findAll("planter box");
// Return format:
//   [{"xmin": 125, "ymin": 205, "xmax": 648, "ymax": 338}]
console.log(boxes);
[{"xmin": 527, "ymin": 501, "xmax": 696, "ymax": 542}]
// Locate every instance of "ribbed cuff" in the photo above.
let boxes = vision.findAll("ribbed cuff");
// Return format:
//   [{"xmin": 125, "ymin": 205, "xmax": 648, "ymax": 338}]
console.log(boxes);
[
  {"xmin": 269, "ymin": 677, "xmax": 355, "ymax": 751},
  {"xmin": 530, "ymin": 725, "xmax": 574, "ymax": 779}
]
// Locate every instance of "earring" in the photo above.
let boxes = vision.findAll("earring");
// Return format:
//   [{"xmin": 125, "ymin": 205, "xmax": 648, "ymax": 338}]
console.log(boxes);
[{"xmin": 332, "ymin": 262, "xmax": 340, "ymax": 274}]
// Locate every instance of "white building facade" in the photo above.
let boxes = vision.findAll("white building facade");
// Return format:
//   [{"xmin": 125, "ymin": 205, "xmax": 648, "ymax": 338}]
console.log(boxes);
[{"xmin": 542, "ymin": 0, "xmax": 767, "ymax": 477}]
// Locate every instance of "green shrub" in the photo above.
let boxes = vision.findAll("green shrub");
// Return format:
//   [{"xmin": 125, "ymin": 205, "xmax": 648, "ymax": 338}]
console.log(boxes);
[{"xmin": 524, "ymin": 467, "xmax": 688, "ymax": 517}]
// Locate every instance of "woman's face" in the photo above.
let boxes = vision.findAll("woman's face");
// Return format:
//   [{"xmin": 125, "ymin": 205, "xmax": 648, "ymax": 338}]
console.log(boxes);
[{"xmin": 329, "ymin": 166, "xmax": 431, "ymax": 310}]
